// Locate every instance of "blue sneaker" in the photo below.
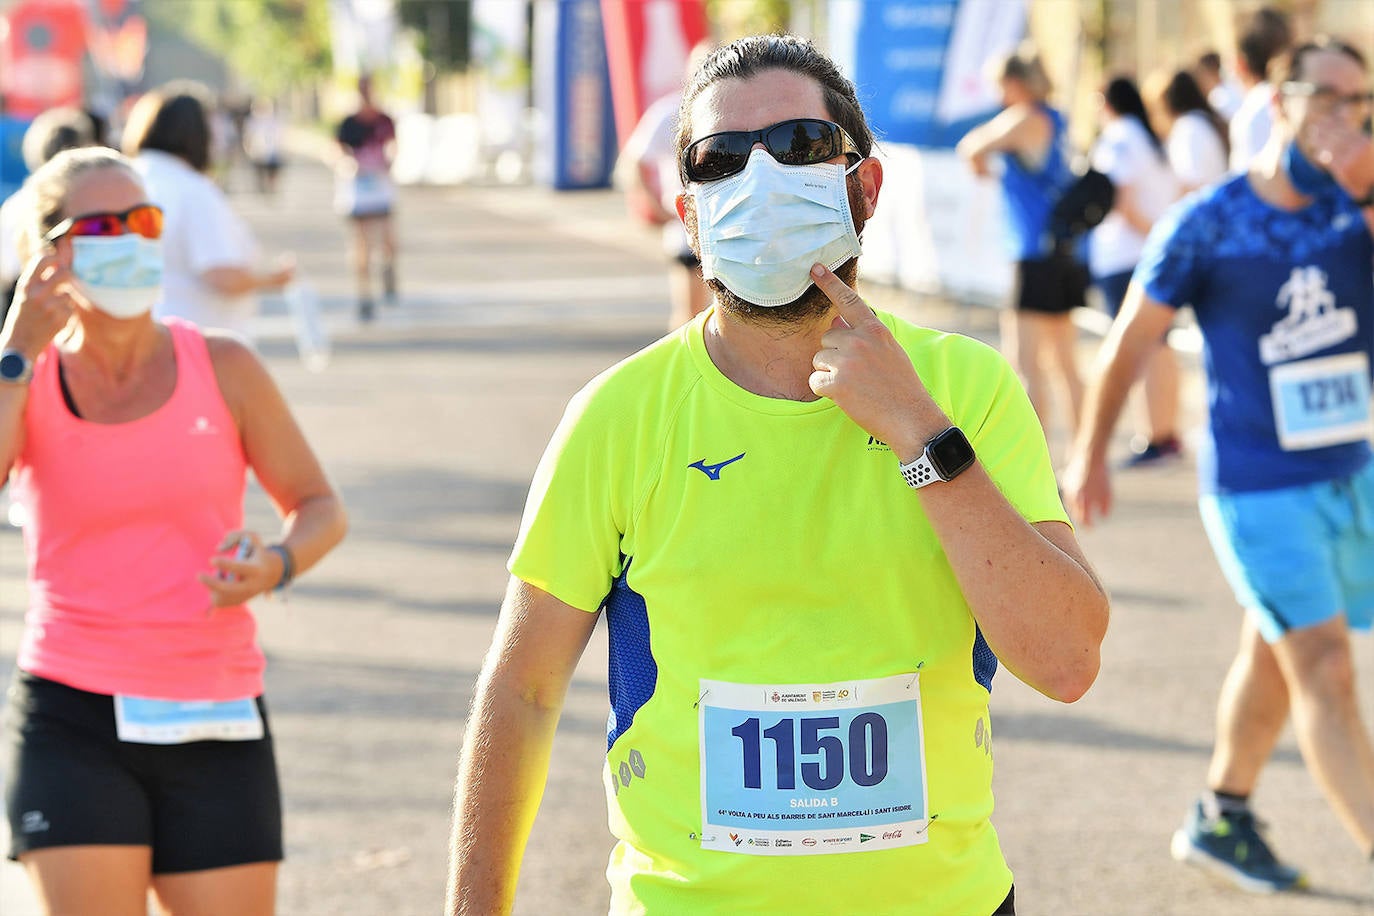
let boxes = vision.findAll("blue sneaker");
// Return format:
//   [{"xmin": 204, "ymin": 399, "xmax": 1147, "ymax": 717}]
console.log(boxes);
[{"xmin": 1170, "ymin": 800, "xmax": 1304, "ymax": 893}]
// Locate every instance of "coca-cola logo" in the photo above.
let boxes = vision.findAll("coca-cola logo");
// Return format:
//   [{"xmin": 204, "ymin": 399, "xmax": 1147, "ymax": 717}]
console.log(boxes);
[{"xmin": 882, "ymin": 829, "xmax": 903, "ymax": 840}]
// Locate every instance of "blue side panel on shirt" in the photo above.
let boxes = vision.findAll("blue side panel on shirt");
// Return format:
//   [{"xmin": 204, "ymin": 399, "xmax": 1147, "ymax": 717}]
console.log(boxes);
[
  {"xmin": 972, "ymin": 625, "xmax": 998, "ymax": 693},
  {"xmin": 604, "ymin": 559, "xmax": 658, "ymax": 750}
]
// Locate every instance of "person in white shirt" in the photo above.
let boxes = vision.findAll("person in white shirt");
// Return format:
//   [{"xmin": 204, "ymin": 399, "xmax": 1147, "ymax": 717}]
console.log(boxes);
[
  {"xmin": 244, "ymin": 97, "xmax": 285, "ymax": 196},
  {"xmin": 1147, "ymin": 70, "xmax": 1230, "ymax": 193},
  {"xmin": 1227, "ymin": 7, "xmax": 1292, "ymax": 171},
  {"xmin": 1090, "ymin": 76, "xmax": 1182, "ymax": 467},
  {"xmin": 618, "ymin": 89, "xmax": 710, "ymax": 329},
  {"xmin": 122, "ymin": 83, "xmax": 293, "ymax": 340},
  {"xmin": 615, "ymin": 43, "xmax": 713, "ymax": 330}
]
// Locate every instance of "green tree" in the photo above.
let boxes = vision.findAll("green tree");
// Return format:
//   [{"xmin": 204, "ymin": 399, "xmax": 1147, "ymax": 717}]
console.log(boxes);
[
  {"xmin": 708, "ymin": 0, "xmax": 791, "ymax": 38},
  {"xmin": 396, "ymin": 0, "xmax": 472, "ymax": 72},
  {"xmin": 143, "ymin": 0, "xmax": 333, "ymax": 95}
]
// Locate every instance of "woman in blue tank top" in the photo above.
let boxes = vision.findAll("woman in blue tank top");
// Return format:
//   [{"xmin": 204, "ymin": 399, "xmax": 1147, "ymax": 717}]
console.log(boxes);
[{"xmin": 958, "ymin": 48, "xmax": 1084, "ymax": 459}]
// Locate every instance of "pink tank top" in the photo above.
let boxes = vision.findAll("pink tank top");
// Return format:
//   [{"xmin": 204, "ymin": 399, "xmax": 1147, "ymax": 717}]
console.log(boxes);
[{"xmin": 14, "ymin": 319, "xmax": 262, "ymax": 700}]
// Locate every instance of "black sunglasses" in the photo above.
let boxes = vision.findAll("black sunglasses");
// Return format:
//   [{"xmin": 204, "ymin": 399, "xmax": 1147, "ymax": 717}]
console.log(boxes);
[{"xmin": 681, "ymin": 118, "xmax": 862, "ymax": 184}]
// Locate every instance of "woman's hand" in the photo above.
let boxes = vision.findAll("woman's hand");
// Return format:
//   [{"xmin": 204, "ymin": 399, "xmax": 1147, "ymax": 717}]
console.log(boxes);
[
  {"xmin": 3, "ymin": 251, "xmax": 76, "ymax": 357},
  {"xmin": 198, "ymin": 529, "xmax": 286, "ymax": 610}
]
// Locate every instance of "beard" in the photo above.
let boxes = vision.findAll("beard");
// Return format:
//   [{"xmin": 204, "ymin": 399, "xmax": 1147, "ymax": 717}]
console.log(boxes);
[{"xmin": 684, "ymin": 169, "xmax": 870, "ymax": 330}]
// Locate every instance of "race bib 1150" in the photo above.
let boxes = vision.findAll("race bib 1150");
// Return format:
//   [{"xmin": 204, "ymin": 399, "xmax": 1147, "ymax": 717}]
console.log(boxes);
[{"xmin": 697, "ymin": 673, "xmax": 929, "ymax": 856}]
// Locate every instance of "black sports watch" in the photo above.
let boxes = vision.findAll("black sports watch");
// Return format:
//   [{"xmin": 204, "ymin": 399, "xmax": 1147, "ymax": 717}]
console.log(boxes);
[
  {"xmin": 899, "ymin": 426, "xmax": 976, "ymax": 489},
  {"xmin": 0, "ymin": 349, "xmax": 33, "ymax": 386}
]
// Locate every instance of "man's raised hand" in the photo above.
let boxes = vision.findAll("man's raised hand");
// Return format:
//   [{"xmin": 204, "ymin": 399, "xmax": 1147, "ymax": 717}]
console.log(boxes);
[{"xmin": 807, "ymin": 264, "xmax": 947, "ymax": 462}]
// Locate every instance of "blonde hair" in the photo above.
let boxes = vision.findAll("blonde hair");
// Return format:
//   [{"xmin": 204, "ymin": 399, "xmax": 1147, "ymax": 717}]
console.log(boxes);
[
  {"xmin": 14, "ymin": 147, "xmax": 140, "ymax": 264},
  {"xmin": 994, "ymin": 44, "xmax": 1051, "ymax": 100}
]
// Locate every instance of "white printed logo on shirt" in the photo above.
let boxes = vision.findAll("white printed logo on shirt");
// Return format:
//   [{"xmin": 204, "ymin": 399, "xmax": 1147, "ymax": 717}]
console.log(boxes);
[
  {"xmin": 1258, "ymin": 266, "xmax": 1358, "ymax": 365},
  {"xmin": 20, "ymin": 811, "xmax": 49, "ymax": 833}
]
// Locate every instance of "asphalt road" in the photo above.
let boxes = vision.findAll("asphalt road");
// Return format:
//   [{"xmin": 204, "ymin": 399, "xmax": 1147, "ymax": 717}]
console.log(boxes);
[{"xmin": 1, "ymin": 156, "xmax": 1370, "ymax": 915}]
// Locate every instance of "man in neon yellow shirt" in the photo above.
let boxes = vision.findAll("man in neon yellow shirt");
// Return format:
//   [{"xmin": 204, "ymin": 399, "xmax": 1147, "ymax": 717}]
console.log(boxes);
[{"xmin": 447, "ymin": 35, "xmax": 1110, "ymax": 916}]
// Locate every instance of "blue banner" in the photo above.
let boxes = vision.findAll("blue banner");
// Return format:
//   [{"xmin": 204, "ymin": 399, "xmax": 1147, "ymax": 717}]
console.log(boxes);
[
  {"xmin": 536, "ymin": 0, "xmax": 618, "ymax": 189},
  {"xmin": 832, "ymin": 0, "xmax": 1026, "ymax": 149}
]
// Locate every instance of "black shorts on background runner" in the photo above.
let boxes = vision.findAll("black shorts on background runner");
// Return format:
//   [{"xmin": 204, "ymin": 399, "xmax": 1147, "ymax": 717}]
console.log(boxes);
[
  {"xmin": 1014, "ymin": 254, "xmax": 1088, "ymax": 314},
  {"xmin": 3, "ymin": 671, "xmax": 283, "ymax": 872}
]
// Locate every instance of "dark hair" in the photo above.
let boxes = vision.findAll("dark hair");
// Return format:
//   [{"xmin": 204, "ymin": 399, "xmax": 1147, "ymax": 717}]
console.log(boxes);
[
  {"xmin": 21, "ymin": 106, "xmax": 94, "ymax": 171},
  {"xmin": 1162, "ymin": 70, "xmax": 1230, "ymax": 155},
  {"xmin": 121, "ymin": 81, "xmax": 214, "ymax": 173},
  {"xmin": 1237, "ymin": 7, "xmax": 1292, "ymax": 80},
  {"xmin": 1104, "ymin": 76, "xmax": 1164, "ymax": 155},
  {"xmin": 1271, "ymin": 34, "xmax": 1367, "ymax": 86},
  {"xmin": 675, "ymin": 35, "xmax": 874, "ymax": 169},
  {"xmin": 1196, "ymin": 51, "xmax": 1222, "ymax": 75}
]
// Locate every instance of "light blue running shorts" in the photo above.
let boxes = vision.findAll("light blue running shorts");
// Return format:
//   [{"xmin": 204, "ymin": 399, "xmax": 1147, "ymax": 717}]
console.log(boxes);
[{"xmin": 1198, "ymin": 458, "xmax": 1374, "ymax": 644}]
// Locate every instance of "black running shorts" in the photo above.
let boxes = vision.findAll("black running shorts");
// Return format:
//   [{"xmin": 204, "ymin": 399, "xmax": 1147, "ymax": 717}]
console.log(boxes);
[
  {"xmin": 1014, "ymin": 255, "xmax": 1087, "ymax": 315},
  {"xmin": 2, "ymin": 672, "xmax": 283, "ymax": 873}
]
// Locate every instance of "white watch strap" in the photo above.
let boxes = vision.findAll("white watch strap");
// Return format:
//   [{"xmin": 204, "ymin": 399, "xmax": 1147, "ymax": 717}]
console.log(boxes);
[{"xmin": 899, "ymin": 452, "xmax": 939, "ymax": 488}]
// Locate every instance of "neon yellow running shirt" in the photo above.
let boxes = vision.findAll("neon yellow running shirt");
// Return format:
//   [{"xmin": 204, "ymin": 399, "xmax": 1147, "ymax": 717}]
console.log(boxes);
[{"xmin": 510, "ymin": 308, "xmax": 1067, "ymax": 915}]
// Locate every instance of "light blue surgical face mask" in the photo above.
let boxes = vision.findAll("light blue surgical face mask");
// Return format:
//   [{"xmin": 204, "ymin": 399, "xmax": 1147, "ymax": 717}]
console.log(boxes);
[
  {"xmin": 70, "ymin": 235, "xmax": 163, "ymax": 319},
  {"xmin": 1282, "ymin": 139, "xmax": 1341, "ymax": 198},
  {"xmin": 692, "ymin": 148, "xmax": 864, "ymax": 307}
]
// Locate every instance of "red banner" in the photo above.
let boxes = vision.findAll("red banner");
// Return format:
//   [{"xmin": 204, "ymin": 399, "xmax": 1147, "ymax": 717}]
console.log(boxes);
[
  {"xmin": 600, "ymin": 0, "xmax": 709, "ymax": 149},
  {"xmin": 0, "ymin": 0, "xmax": 89, "ymax": 118}
]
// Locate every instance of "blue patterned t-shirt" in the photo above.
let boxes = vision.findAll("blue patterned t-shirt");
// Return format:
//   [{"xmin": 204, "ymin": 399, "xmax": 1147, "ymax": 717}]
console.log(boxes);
[{"xmin": 1136, "ymin": 174, "xmax": 1372, "ymax": 494}]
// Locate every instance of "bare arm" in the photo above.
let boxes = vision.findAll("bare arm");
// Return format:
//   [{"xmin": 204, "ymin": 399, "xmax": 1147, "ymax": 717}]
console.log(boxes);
[
  {"xmin": 447, "ymin": 579, "xmax": 601, "ymax": 916},
  {"xmin": 0, "ymin": 252, "xmax": 77, "ymax": 478},
  {"xmin": 1062, "ymin": 283, "xmax": 1176, "ymax": 527},
  {"xmin": 957, "ymin": 105, "xmax": 1051, "ymax": 178},
  {"xmin": 808, "ymin": 265, "xmax": 1108, "ymax": 703},
  {"xmin": 198, "ymin": 333, "xmax": 347, "ymax": 603},
  {"xmin": 200, "ymin": 261, "xmax": 294, "ymax": 297}
]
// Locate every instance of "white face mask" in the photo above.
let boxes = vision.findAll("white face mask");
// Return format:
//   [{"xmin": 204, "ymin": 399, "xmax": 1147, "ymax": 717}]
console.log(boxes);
[
  {"xmin": 70, "ymin": 235, "xmax": 163, "ymax": 319},
  {"xmin": 692, "ymin": 148, "xmax": 864, "ymax": 307}
]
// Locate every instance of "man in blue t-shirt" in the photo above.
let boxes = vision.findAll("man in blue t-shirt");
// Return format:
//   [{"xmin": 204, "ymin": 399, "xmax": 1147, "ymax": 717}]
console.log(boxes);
[{"xmin": 1066, "ymin": 37, "xmax": 1374, "ymax": 894}]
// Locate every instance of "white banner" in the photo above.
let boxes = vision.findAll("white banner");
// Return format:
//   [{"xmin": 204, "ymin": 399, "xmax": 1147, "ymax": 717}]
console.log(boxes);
[
  {"xmin": 472, "ymin": 0, "xmax": 531, "ymax": 152},
  {"xmin": 859, "ymin": 146, "xmax": 1012, "ymax": 306}
]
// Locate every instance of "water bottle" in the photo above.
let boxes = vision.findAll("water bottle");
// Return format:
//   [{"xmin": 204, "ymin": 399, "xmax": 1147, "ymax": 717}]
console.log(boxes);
[{"xmin": 284, "ymin": 279, "xmax": 331, "ymax": 373}]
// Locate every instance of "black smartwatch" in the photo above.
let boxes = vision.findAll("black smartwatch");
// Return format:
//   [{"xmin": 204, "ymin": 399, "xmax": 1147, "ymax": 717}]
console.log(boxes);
[
  {"xmin": 899, "ymin": 426, "xmax": 976, "ymax": 489},
  {"xmin": 0, "ymin": 349, "xmax": 33, "ymax": 385}
]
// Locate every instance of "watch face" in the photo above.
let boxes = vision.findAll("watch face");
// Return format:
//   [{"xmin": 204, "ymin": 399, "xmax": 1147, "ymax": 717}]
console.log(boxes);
[
  {"xmin": 928, "ymin": 427, "xmax": 975, "ymax": 479},
  {"xmin": 0, "ymin": 352, "xmax": 28, "ymax": 382}
]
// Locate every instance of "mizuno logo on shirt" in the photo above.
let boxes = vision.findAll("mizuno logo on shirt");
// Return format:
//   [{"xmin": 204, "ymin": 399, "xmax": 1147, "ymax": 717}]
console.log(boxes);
[{"xmin": 689, "ymin": 453, "xmax": 745, "ymax": 480}]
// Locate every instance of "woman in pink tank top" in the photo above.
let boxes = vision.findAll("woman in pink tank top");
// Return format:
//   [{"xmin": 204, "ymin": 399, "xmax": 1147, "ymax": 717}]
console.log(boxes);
[{"xmin": 0, "ymin": 148, "xmax": 346, "ymax": 914}]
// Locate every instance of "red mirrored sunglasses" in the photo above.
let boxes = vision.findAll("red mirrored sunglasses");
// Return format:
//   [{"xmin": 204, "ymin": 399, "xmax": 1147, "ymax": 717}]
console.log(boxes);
[{"xmin": 45, "ymin": 204, "xmax": 164, "ymax": 243}]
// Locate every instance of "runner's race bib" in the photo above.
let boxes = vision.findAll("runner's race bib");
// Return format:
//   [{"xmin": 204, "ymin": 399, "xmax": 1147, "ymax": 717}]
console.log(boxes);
[
  {"xmin": 114, "ymin": 696, "xmax": 264, "ymax": 744},
  {"xmin": 1269, "ymin": 352, "xmax": 1372, "ymax": 450},
  {"xmin": 698, "ymin": 672, "xmax": 928, "ymax": 855}
]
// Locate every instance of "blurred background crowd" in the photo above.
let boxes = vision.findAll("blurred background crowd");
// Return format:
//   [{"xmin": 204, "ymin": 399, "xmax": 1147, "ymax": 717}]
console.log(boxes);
[{"xmin": 1, "ymin": 0, "xmax": 1369, "ymax": 309}]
